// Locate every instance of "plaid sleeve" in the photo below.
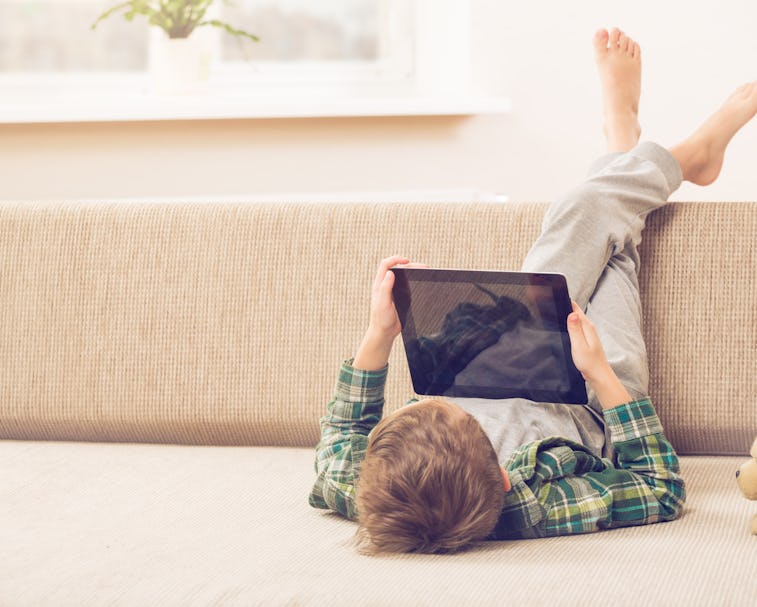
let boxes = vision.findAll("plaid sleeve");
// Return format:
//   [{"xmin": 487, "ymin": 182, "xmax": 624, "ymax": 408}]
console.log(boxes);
[
  {"xmin": 542, "ymin": 399, "xmax": 685, "ymax": 536},
  {"xmin": 600, "ymin": 398, "xmax": 686, "ymax": 524},
  {"xmin": 307, "ymin": 359, "xmax": 387, "ymax": 520}
]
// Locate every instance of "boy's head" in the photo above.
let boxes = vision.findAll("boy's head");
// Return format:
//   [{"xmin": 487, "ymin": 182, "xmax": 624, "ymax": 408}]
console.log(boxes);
[{"xmin": 356, "ymin": 398, "xmax": 507, "ymax": 554}]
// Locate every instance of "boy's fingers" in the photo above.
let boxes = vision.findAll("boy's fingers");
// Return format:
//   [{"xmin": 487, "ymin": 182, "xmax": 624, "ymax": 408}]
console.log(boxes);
[
  {"xmin": 374, "ymin": 273, "xmax": 392, "ymax": 306},
  {"xmin": 571, "ymin": 301, "xmax": 589, "ymax": 319},
  {"xmin": 578, "ymin": 313, "xmax": 599, "ymax": 349},
  {"xmin": 568, "ymin": 303, "xmax": 584, "ymax": 336},
  {"xmin": 383, "ymin": 255, "xmax": 409, "ymax": 267},
  {"xmin": 568, "ymin": 306, "xmax": 598, "ymax": 359},
  {"xmin": 570, "ymin": 302, "xmax": 600, "ymax": 348},
  {"xmin": 373, "ymin": 256, "xmax": 409, "ymax": 291},
  {"xmin": 381, "ymin": 269, "xmax": 395, "ymax": 292},
  {"xmin": 567, "ymin": 312, "xmax": 586, "ymax": 346}
]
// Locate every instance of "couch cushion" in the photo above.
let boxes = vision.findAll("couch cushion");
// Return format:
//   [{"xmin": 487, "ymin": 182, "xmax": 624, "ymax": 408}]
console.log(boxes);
[
  {"xmin": 0, "ymin": 202, "xmax": 543, "ymax": 449},
  {"xmin": 1, "ymin": 202, "xmax": 755, "ymax": 454},
  {"xmin": 1, "ymin": 440, "xmax": 754, "ymax": 606},
  {"xmin": 639, "ymin": 203, "xmax": 757, "ymax": 454}
]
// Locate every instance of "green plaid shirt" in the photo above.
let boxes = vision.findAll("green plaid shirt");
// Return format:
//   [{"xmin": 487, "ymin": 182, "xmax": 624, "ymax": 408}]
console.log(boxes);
[{"xmin": 308, "ymin": 360, "xmax": 686, "ymax": 539}]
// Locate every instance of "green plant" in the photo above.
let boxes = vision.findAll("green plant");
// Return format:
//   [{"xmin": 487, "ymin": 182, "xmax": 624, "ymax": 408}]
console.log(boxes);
[{"xmin": 92, "ymin": 0, "xmax": 260, "ymax": 42}]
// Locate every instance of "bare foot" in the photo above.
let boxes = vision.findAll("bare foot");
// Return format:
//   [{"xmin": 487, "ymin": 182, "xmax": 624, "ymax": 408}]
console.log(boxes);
[
  {"xmin": 594, "ymin": 28, "xmax": 642, "ymax": 153},
  {"xmin": 669, "ymin": 82, "xmax": 757, "ymax": 185}
]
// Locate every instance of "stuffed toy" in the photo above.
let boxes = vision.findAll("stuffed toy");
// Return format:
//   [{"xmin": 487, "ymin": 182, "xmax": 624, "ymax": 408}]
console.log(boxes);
[{"xmin": 735, "ymin": 436, "xmax": 757, "ymax": 535}]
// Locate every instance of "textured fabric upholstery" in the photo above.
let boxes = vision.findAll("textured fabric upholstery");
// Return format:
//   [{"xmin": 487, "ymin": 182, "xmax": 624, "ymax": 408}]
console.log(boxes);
[
  {"xmin": 1, "ymin": 202, "xmax": 754, "ymax": 454},
  {"xmin": 1, "ymin": 202, "xmax": 755, "ymax": 606}
]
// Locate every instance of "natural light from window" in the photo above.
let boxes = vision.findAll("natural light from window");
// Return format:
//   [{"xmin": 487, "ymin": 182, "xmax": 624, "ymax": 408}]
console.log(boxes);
[{"xmin": 0, "ymin": 0, "xmax": 510, "ymax": 122}]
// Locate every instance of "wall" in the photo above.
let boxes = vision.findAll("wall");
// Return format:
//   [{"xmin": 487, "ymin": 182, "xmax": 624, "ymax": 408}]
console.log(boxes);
[{"xmin": 1, "ymin": 0, "xmax": 756, "ymax": 203}]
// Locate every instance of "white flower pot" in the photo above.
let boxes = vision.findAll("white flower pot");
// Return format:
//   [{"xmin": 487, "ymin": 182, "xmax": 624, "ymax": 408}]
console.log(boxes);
[{"xmin": 148, "ymin": 31, "xmax": 212, "ymax": 95}]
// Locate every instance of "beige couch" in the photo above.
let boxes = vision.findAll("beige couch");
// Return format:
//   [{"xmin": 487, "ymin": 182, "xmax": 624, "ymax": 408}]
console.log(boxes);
[{"xmin": 1, "ymin": 201, "xmax": 755, "ymax": 606}]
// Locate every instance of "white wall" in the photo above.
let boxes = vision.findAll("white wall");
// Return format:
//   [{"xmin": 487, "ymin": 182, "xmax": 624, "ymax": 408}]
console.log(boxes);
[{"xmin": 2, "ymin": 0, "xmax": 756, "ymax": 202}]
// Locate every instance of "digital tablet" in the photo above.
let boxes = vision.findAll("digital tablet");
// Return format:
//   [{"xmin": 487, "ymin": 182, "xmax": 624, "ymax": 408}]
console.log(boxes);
[{"xmin": 391, "ymin": 267, "xmax": 588, "ymax": 404}]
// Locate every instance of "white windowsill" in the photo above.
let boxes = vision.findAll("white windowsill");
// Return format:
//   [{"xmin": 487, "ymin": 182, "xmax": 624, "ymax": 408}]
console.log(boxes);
[
  {"xmin": 0, "ymin": 74, "xmax": 511, "ymax": 124},
  {"xmin": 10, "ymin": 190, "xmax": 509, "ymax": 204},
  {"xmin": 1, "ymin": 96, "xmax": 512, "ymax": 124}
]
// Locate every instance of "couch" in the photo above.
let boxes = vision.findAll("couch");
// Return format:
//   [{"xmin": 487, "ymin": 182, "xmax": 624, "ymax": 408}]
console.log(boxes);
[{"xmin": 1, "ymin": 201, "xmax": 755, "ymax": 606}]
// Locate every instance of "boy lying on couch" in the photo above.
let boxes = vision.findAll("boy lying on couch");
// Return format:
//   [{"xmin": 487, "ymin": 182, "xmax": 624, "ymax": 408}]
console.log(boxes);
[{"xmin": 309, "ymin": 27, "xmax": 757, "ymax": 554}]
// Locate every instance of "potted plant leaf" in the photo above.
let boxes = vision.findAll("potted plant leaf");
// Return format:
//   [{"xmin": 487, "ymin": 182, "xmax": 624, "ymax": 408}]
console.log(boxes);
[{"xmin": 92, "ymin": 1, "xmax": 259, "ymax": 94}]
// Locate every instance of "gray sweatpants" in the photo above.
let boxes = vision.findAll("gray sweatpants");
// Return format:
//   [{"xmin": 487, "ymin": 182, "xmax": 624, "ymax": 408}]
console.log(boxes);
[
  {"xmin": 450, "ymin": 142, "xmax": 683, "ymax": 461},
  {"xmin": 522, "ymin": 141, "xmax": 683, "ymax": 403}
]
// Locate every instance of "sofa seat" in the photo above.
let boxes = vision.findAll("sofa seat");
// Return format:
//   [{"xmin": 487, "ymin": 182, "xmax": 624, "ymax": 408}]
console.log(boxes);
[{"xmin": 2, "ymin": 440, "xmax": 754, "ymax": 606}]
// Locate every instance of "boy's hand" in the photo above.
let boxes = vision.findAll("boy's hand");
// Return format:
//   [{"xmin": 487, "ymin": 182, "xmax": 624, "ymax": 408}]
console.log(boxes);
[
  {"xmin": 367, "ymin": 255, "xmax": 410, "ymax": 340},
  {"xmin": 566, "ymin": 302, "xmax": 610, "ymax": 383},
  {"xmin": 567, "ymin": 302, "xmax": 632, "ymax": 409},
  {"xmin": 354, "ymin": 256, "xmax": 429, "ymax": 372}
]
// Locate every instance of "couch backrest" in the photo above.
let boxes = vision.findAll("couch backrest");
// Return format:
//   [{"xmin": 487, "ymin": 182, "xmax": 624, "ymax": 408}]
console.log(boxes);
[{"xmin": 0, "ymin": 202, "xmax": 754, "ymax": 455}]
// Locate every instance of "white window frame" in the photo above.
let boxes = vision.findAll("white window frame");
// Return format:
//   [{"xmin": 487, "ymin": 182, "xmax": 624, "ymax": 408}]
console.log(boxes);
[{"xmin": 0, "ymin": 0, "xmax": 510, "ymax": 123}]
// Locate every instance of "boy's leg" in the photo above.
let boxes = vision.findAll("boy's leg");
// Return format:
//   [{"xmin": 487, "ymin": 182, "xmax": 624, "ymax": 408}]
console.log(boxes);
[
  {"xmin": 469, "ymin": 28, "xmax": 756, "ymax": 460},
  {"xmin": 522, "ymin": 27, "xmax": 674, "ymax": 309},
  {"xmin": 521, "ymin": 142, "xmax": 682, "ymax": 311},
  {"xmin": 584, "ymin": 73, "xmax": 757, "ymax": 399},
  {"xmin": 521, "ymin": 143, "xmax": 681, "ymax": 415},
  {"xmin": 521, "ymin": 26, "xmax": 680, "ymax": 401},
  {"xmin": 525, "ymin": 28, "xmax": 757, "ymax": 403}
]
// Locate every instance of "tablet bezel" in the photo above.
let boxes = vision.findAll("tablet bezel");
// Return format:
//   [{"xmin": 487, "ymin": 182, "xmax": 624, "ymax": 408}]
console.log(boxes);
[{"xmin": 391, "ymin": 267, "xmax": 588, "ymax": 404}]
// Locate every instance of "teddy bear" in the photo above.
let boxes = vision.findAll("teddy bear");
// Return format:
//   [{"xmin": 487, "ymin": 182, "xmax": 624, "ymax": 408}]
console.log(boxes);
[{"xmin": 735, "ymin": 435, "xmax": 757, "ymax": 534}]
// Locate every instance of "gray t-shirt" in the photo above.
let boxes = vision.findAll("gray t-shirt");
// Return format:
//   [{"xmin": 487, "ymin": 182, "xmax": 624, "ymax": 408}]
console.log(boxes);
[
  {"xmin": 446, "ymin": 396, "xmax": 607, "ymax": 462},
  {"xmin": 435, "ymin": 319, "xmax": 608, "ymax": 462}
]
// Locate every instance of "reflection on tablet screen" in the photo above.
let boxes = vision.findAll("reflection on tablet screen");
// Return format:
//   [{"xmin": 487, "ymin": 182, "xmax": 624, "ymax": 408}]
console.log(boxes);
[{"xmin": 393, "ymin": 270, "xmax": 586, "ymax": 404}]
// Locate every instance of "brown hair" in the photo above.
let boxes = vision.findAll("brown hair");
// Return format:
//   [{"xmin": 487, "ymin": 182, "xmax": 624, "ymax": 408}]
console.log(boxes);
[{"xmin": 355, "ymin": 399, "xmax": 506, "ymax": 554}]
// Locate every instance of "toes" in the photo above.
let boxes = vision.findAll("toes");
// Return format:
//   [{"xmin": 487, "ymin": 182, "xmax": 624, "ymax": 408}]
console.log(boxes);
[
  {"xmin": 742, "ymin": 81, "xmax": 757, "ymax": 96},
  {"xmin": 602, "ymin": 27, "xmax": 639, "ymax": 56},
  {"xmin": 594, "ymin": 29, "xmax": 609, "ymax": 53},
  {"xmin": 608, "ymin": 27, "xmax": 622, "ymax": 48},
  {"xmin": 619, "ymin": 33, "xmax": 634, "ymax": 53},
  {"xmin": 737, "ymin": 82, "xmax": 757, "ymax": 105}
]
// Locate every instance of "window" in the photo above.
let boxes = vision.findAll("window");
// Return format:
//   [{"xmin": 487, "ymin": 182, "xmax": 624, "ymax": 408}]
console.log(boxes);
[
  {"xmin": 0, "ymin": 0, "xmax": 148, "ymax": 71},
  {"xmin": 221, "ymin": 1, "xmax": 385, "ymax": 63},
  {"xmin": 211, "ymin": 0, "xmax": 415, "ymax": 96},
  {"xmin": 0, "ymin": 0, "xmax": 510, "ymax": 122}
]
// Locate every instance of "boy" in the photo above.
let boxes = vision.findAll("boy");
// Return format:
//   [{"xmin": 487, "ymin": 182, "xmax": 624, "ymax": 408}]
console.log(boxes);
[{"xmin": 309, "ymin": 28, "xmax": 757, "ymax": 554}]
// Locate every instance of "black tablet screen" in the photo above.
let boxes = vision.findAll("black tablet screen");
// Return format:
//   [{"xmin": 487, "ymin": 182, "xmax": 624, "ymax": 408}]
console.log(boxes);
[{"xmin": 392, "ymin": 268, "xmax": 587, "ymax": 404}]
